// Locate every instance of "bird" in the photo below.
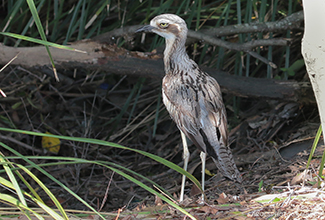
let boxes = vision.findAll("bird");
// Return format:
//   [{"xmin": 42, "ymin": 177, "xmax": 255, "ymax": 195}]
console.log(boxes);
[{"xmin": 136, "ymin": 14, "xmax": 242, "ymax": 202}]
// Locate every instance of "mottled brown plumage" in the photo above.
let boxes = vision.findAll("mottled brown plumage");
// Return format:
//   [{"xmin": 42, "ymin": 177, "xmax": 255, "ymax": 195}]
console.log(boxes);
[{"xmin": 136, "ymin": 14, "xmax": 241, "ymax": 201}]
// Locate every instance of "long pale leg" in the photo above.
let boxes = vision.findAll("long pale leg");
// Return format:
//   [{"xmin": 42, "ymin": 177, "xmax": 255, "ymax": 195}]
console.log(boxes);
[
  {"xmin": 180, "ymin": 131, "xmax": 189, "ymax": 202},
  {"xmin": 200, "ymin": 151, "xmax": 206, "ymax": 202}
]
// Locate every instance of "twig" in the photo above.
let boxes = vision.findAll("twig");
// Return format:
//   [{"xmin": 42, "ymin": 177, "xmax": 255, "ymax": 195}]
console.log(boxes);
[
  {"xmin": 247, "ymin": 51, "xmax": 277, "ymax": 68},
  {"xmin": 95, "ymin": 25, "xmax": 290, "ymax": 56},
  {"xmin": 99, "ymin": 171, "xmax": 115, "ymax": 212},
  {"xmin": 153, "ymin": 184, "xmax": 177, "ymax": 204},
  {"xmin": 0, "ymin": 134, "xmax": 44, "ymax": 154},
  {"xmin": 114, "ymin": 205, "xmax": 125, "ymax": 220},
  {"xmin": 272, "ymin": 146, "xmax": 289, "ymax": 163},
  {"xmin": 188, "ymin": 31, "xmax": 289, "ymax": 52},
  {"xmin": 0, "ymin": 52, "xmax": 21, "ymax": 97},
  {"xmin": 203, "ymin": 11, "xmax": 303, "ymax": 37},
  {"xmin": 94, "ymin": 11, "xmax": 303, "ymax": 42},
  {"xmin": 0, "ymin": 52, "xmax": 20, "ymax": 72},
  {"xmin": 94, "ymin": 11, "xmax": 300, "ymax": 55}
]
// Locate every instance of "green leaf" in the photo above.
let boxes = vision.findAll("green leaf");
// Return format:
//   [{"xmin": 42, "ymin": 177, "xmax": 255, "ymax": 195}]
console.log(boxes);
[
  {"xmin": 258, "ymin": 180, "xmax": 263, "ymax": 192},
  {"xmin": 280, "ymin": 59, "xmax": 305, "ymax": 77},
  {"xmin": 0, "ymin": 32, "xmax": 85, "ymax": 53},
  {"xmin": 0, "ymin": 193, "xmax": 44, "ymax": 220},
  {"xmin": 0, "ymin": 127, "xmax": 200, "ymax": 220},
  {"xmin": 0, "ymin": 154, "xmax": 27, "ymax": 207}
]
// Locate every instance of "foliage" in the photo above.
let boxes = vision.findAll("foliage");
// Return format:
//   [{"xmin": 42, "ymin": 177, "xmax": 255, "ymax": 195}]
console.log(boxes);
[
  {"xmin": 0, "ymin": 128, "xmax": 196, "ymax": 219},
  {"xmin": 0, "ymin": 0, "xmax": 319, "ymax": 219},
  {"xmin": 1, "ymin": 0, "xmax": 303, "ymax": 78},
  {"xmin": 306, "ymin": 125, "xmax": 325, "ymax": 187}
]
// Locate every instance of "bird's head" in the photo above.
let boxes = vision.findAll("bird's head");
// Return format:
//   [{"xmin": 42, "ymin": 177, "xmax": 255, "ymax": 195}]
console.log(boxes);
[{"xmin": 136, "ymin": 14, "xmax": 188, "ymax": 40}]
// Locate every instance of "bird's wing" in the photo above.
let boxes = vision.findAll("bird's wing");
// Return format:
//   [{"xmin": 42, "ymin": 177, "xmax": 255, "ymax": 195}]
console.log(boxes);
[
  {"xmin": 162, "ymin": 74, "xmax": 203, "ymax": 148},
  {"xmin": 162, "ymin": 72, "xmax": 242, "ymax": 182},
  {"xmin": 201, "ymin": 76, "xmax": 228, "ymax": 146},
  {"xmin": 163, "ymin": 70, "xmax": 226, "ymax": 133},
  {"xmin": 200, "ymin": 76, "xmax": 242, "ymax": 182},
  {"xmin": 162, "ymin": 72, "xmax": 227, "ymax": 151}
]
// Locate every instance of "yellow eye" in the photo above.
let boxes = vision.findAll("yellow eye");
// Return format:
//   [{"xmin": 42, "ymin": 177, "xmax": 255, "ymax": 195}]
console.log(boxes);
[{"xmin": 159, "ymin": 23, "xmax": 168, "ymax": 28}]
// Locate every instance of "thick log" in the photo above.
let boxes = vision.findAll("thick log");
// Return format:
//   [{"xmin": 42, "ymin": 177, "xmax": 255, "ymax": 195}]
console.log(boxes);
[{"xmin": 0, "ymin": 41, "xmax": 312, "ymax": 103}]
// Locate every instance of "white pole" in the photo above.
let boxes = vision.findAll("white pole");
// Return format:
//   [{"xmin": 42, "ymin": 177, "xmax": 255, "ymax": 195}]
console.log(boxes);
[{"xmin": 302, "ymin": 0, "xmax": 325, "ymax": 143}]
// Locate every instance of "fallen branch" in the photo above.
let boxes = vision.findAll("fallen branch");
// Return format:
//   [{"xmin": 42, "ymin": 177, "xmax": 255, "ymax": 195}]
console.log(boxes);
[
  {"xmin": 0, "ymin": 11, "xmax": 311, "ymax": 102},
  {"xmin": 0, "ymin": 42, "xmax": 312, "ymax": 103}
]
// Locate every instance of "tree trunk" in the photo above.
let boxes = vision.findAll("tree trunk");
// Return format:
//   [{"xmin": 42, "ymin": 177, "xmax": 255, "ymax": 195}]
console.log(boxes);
[{"xmin": 302, "ymin": 0, "xmax": 325, "ymax": 142}]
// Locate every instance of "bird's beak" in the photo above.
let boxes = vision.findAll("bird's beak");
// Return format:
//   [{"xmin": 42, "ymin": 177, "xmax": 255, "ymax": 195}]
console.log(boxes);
[{"xmin": 135, "ymin": 25, "xmax": 155, "ymax": 33}]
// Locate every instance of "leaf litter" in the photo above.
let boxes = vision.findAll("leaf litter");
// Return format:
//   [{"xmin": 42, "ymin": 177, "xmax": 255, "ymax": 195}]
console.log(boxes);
[{"xmin": 0, "ymin": 59, "xmax": 324, "ymax": 220}]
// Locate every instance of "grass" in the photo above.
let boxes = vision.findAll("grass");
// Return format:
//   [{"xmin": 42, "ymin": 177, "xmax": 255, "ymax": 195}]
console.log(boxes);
[
  {"xmin": 1, "ymin": 1, "xmax": 303, "ymax": 79},
  {"xmin": 0, "ymin": 128, "xmax": 197, "ymax": 219},
  {"xmin": 0, "ymin": 0, "xmax": 314, "ymax": 219}
]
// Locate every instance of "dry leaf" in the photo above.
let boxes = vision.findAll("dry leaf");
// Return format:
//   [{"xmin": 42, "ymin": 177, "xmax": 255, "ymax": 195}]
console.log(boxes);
[
  {"xmin": 197, "ymin": 205, "xmax": 218, "ymax": 215},
  {"xmin": 217, "ymin": 192, "xmax": 229, "ymax": 204},
  {"xmin": 190, "ymin": 184, "xmax": 201, "ymax": 197},
  {"xmin": 42, "ymin": 131, "xmax": 60, "ymax": 153},
  {"xmin": 155, "ymin": 195, "xmax": 163, "ymax": 206}
]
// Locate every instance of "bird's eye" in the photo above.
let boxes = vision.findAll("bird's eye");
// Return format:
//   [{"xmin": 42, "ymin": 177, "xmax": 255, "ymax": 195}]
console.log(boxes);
[{"xmin": 159, "ymin": 23, "xmax": 169, "ymax": 28}]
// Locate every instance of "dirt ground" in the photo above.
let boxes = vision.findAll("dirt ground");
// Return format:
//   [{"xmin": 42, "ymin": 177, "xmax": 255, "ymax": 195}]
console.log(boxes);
[{"xmin": 0, "ymin": 66, "xmax": 324, "ymax": 219}]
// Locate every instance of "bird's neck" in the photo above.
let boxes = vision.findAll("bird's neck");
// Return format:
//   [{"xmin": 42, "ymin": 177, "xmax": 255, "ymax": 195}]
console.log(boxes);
[{"xmin": 164, "ymin": 37, "xmax": 190, "ymax": 74}]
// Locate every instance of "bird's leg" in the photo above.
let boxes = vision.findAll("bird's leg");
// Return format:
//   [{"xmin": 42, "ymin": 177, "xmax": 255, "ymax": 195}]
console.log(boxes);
[
  {"xmin": 180, "ymin": 131, "xmax": 189, "ymax": 202},
  {"xmin": 200, "ymin": 151, "xmax": 206, "ymax": 202}
]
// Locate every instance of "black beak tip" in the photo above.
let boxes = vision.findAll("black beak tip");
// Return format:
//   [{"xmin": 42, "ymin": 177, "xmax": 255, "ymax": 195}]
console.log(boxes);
[{"xmin": 135, "ymin": 25, "xmax": 154, "ymax": 33}]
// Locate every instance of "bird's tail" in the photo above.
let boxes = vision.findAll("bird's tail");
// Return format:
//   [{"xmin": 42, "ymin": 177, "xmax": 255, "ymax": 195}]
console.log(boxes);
[
  {"xmin": 200, "ymin": 129, "xmax": 242, "ymax": 183},
  {"xmin": 211, "ymin": 147, "xmax": 242, "ymax": 183}
]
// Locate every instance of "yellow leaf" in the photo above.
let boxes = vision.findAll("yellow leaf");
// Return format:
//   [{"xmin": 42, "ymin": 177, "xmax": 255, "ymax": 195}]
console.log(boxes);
[
  {"xmin": 205, "ymin": 169, "xmax": 215, "ymax": 177},
  {"xmin": 41, "ymin": 132, "xmax": 60, "ymax": 153}
]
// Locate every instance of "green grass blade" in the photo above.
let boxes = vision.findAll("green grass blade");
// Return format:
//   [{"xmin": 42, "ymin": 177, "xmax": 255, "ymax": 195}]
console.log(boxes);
[
  {"xmin": 318, "ymin": 145, "xmax": 325, "ymax": 187},
  {"xmin": 25, "ymin": 0, "xmax": 48, "ymax": 42},
  {"xmin": 0, "ymin": 154, "xmax": 27, "ymax": 207},
  {"xmin": 127, "ymin": 78, "xmax": 146, "ymax": 124},
  {"xmin": 107, "ymin": 165, "xmax": 196, "ymax": 220},
  {"xmin": 14, "ymin": 0, "xmax": 46, "ymax": 47},
  {"xmin": 306, "ymin": 124, "xmax": 322, "ymax": 169},
  {"xmin": 34, "ymin": 200, "xmax": 65, "ymax": 220},
  {"xmin": 1, "ymin": 0, "xmax": 24, "ymax": 32},
  {"xmin": 77, "ymin": 0, "xmax": 87, "ymax": 40},
  {"xmin": 283, "ymin": 0, "xmax": 293, "ymax": 80},
  {"xmin": 85, "ymin": 0, "xmax": 110, "ymax": 30},
  {"xmin": 2, "ymin": 157, "xmax": 175, "ymax": 200},
  {"xmin": 106, "ymin": 78, "xmax": 145, "ymax": 136},
  {"xmin": 63, "ymin": 0, "xmax": 83, "ymax": 44},
  {"xmin": 305, "ymin": 124, "xmax": 325, "ymax": 187},
  {"xmin": 0, "ymin": 193, "xmax": 44, "ymax": 220},
  {"xmin": 0, "ymin": 175, "xmax": 41, "ymax": 203},
  {"xmin": 26, "ymin": 0, "xmax": 58, "ymax": 81},
  {"xmin": 20, "ymin": 156, "xmax": 174, "ymax": 201},
  {"xmin": 2, "ymin": 160, "xmax": 44, "ymax": 203},
  {"xmin": 152, "ymin": 86, "xmax": 162, "ymax": 137},
  {"xmin": 0, "ymin": 176, "xmax": 64, "ymax": 219},
  {"xmin": 0, "ymin": 150, "xmax": 195, "ymax": 219},
  {"xmin": 0, "ymin": 127, "xmax": 202, "ymax": 193},
  {"xmin": 0, "ymin": 32, "xmax": 86, "ymax": 53},
  {"xmin": 15, "ymin": 164, "xmax": 68, "ymax": 220},
  {"xmin": 0, "ymin": 141, "xmax": 106, "ymax": 220},
  {"xmin": 0, "ymin": 130, "xmax": 200, "ymax": 219}
]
